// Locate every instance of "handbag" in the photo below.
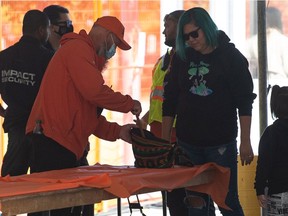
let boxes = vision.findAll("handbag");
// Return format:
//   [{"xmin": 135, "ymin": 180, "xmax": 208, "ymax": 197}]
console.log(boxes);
[{"xmin": 130, "ymin": 127, "xmax": 176, "ymax": 168}]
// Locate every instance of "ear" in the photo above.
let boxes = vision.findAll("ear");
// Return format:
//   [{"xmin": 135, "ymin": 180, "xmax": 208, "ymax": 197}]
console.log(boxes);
[
  {"xmin": 36, "ymin": 26, "xmax": 49, "ymax": 43},
  {"xmin": 49, "ymin": 24, "xmax": 58, "ymax": 32},
  {"xmin": 38, "ymin": 26, "xmax": 46, "ymax": 36}
]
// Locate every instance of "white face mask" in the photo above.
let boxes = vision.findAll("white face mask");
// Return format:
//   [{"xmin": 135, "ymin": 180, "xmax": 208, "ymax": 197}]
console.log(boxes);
[{"xmin": 105, "ymin": 35, "xmax": 116, "ymax": 59}]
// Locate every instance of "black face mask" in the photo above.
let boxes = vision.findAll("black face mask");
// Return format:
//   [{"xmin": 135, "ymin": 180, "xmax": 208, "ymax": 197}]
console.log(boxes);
[{"xmin": 53, "ymin": 20, "xmax": 74, "ymax": 36}]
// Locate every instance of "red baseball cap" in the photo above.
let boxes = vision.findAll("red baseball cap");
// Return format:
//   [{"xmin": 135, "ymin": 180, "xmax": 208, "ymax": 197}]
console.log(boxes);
[{"xmin": 94, "ymin": 16, "xmax": 131, "ymax": 50}]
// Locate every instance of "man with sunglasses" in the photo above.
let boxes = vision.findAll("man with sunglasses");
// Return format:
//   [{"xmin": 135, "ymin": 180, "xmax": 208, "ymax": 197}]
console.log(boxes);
[{"xmin": 43, "ymin": 5, "xmax": 74, "ymax": 52}]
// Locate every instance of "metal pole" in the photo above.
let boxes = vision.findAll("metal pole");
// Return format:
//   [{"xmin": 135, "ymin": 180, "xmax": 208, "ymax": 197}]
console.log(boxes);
[
  {"xmin": 257, "ymin": 1, "xmax": 268, "ymax": 136},
  {"xmin": 162, "ymin": 191, "xmax": 167, "ymax": 216},
  {"xmin": 117, "ymin": 198, "xmax": 121, "ymax": 216},
  {"xmin": 257, "ymin": 1, "xmax": 268, "ymax": 216}
]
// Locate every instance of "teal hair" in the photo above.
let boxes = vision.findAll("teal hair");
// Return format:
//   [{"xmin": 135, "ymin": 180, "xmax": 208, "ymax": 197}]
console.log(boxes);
[{"xmin": 176, "ymin": 7, "xmax": 219, "ymax": 61}]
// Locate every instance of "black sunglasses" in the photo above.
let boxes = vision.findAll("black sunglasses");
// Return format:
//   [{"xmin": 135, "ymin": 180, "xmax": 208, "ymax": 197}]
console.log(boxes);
[{"xmin": 183, "ymin": 27, "xmax": 201, "ymax": 41}]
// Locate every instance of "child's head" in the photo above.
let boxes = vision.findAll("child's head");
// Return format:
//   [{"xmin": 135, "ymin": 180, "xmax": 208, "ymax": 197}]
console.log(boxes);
[{"xmin": 270, "ymin": 85, "xmax": 288, "ymax": 119}]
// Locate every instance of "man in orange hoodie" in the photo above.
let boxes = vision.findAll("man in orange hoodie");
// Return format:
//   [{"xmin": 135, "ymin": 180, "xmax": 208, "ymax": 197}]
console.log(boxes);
[{"xmin": 25, "ymin": 16, "xmax": 141, "ymax": 216}]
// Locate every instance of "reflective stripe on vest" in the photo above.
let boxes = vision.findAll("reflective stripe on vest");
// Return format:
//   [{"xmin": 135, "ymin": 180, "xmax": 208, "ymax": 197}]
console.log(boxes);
[{"xmin": 151, "ymin": 86, "xmax": 164, "ymax": 101}]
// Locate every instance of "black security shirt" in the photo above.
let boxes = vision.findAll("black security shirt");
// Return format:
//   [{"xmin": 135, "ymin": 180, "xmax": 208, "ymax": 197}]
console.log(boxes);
[{"xmin": 0, "ymin": 35, "xmax": 53, "ymax": 132}]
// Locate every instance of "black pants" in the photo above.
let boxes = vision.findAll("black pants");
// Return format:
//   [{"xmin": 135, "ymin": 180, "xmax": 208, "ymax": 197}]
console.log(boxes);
[
  {"xmin": 26, "ymin": 133, "xmax": 94, "ymax": 216},
  {"xmin": 167, "ymin": 188, "xmax": 188, "ymax": 216},
  {"xmin": 1, "ymin": 126, "xmax": 29, "ymax": 177}
]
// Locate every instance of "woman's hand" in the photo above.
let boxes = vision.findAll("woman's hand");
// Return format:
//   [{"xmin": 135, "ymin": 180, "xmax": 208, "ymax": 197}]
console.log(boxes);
[{"xmin": 257, "ymin": 194, "xmax": 267, "ymax": 208}]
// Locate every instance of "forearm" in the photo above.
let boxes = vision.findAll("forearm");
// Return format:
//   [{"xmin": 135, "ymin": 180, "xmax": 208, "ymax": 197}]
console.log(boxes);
[
  {"xmin": 162, "ymin": 116, "xmax": 174, "ymax": 142},
  {"xmin": 239, "ymin": 115, "xmax": 254, "ymax": 165},
  {"xmin": 93, "ymin": 115, "xmax": 121, "ymax": 141},
  {"xmin": 140, "ymin": 111, "xmax": 149, "ymax": 127},
  {"xmin": 239, "ymin": 115, "xmax": 252, "ymax": 144}
]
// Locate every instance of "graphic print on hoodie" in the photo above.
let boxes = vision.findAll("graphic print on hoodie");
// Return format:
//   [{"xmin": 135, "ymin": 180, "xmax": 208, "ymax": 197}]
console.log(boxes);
[{"xmin": 188, "ymin": 60, "xmax": 212, "ymax": 96}]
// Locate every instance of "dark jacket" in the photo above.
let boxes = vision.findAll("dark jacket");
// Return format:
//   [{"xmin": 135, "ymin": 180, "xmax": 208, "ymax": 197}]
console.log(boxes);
[
  {"xmin": 0, "ymin": 35, "xmax": 53, "ymax": 132},
  {"xmin": 163, "ymin": 30, "xmax": 256, "ymax": 146},
  {"xmin": 255, "ymin": 118, "xmax": 288, "ymax": 195}
]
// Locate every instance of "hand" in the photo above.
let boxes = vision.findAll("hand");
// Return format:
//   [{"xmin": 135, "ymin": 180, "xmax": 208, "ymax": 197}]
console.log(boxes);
[
  {"xmin": 119, "ymin": 124, "xmax": 138, "ymax": 144},
  {"xmin": 239, "ymin": 139, "xmax": 254, "ymax": 166},
  {"xmin": 133, "ymin": 118, "xmax": 148, "ymax": 130},
  {"xmin": 257, "ymin": 194, "xmax": 267, "ymax": 208},
  {"xmin": 131, "ymin": 100, "xmax": 142, "ymax": 116}
]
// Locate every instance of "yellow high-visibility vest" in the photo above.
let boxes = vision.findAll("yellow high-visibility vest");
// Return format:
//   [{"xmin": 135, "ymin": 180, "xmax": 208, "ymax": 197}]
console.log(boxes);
[{"xmin": 148, "ymin": 49, "xmax": 175, "ymax": 126}]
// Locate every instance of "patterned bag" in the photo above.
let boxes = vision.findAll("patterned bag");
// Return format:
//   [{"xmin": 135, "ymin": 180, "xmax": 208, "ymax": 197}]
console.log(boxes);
[{"xmin": 130, "ymin": 128, "xmax": 175, "ymax": 168}]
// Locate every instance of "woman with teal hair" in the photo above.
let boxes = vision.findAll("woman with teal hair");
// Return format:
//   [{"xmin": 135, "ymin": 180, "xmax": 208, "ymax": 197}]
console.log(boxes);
[{"xmin": 162, "ymin": 7, "xmax": 256, "ymax": 216}]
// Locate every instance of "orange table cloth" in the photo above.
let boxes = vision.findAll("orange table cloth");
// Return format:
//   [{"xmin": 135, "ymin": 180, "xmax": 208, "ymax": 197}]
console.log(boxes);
[{"xmin": 0, "ymin": 162, "xmax": 230, "ymax": 209}]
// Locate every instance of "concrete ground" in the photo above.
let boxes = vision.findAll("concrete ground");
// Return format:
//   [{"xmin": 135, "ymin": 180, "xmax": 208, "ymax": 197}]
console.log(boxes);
[{"xmin": 96, "ymin": 194, "xmax": 222, "ymax": 216}]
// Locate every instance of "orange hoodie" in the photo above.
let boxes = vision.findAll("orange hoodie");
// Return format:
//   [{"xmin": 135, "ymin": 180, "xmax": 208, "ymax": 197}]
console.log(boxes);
[{"xmin": 26, "ymin": 30, "xmax": 134, "ymax": 159}]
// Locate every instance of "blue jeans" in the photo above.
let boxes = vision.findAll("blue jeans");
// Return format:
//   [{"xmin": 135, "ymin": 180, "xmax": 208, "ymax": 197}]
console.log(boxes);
[{"xmin": 178, "ymin": 139, "xmax": 244, "ymax": 216}]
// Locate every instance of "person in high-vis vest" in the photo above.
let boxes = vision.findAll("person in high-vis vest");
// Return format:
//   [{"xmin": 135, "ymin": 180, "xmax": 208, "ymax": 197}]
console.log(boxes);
[{"xmin": 140, "ymin": 10, "xmax": 187, "ymax": 216}]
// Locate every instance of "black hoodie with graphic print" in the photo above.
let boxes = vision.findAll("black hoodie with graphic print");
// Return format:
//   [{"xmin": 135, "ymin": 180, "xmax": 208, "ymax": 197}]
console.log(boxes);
[{"xmin": 163, "ymin": 30, "xmax": 256, "ymax": 146}]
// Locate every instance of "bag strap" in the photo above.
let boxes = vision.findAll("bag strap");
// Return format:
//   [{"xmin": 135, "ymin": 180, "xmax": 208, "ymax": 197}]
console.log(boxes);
[
  {"xmin": 136, "ymin": 116, "xmax": 146, "ymax": 138},
  {"xmin": 127, "ymin": 195, "xmax": 146, "ymax": 216}
]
